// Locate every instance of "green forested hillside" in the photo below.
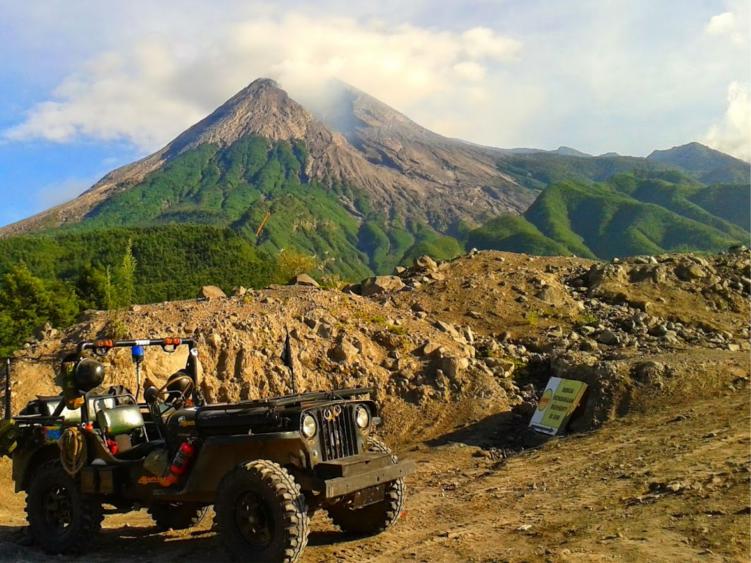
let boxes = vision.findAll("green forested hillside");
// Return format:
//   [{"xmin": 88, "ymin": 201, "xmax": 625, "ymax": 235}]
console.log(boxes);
[
  {"xmin": 77, "ymin": 136, "xmax": 459, "ymax": 280},
  {"xmin": 467, "ymin": 172, "xmax": 749, "ymax": 259},
  {"xmin": 501, "ymin": 143, "xmax": 749, "ymax": 189},
  {"xmin": 499, "ymin": 152, "xmax": 662, "ymax": 190},
  {"xmin": 465, "ymin": 214, "xmax": 571, "ymax": 256},
  {"xmin": 0, "ymin": 225, "xmax": 277, "ymax": 304}
]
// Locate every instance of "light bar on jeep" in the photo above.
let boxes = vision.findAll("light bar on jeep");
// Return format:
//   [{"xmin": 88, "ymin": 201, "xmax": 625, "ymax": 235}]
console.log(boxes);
[{"xmin": 77, "ymin": 338, "xmax": 195, "ymax": 353}]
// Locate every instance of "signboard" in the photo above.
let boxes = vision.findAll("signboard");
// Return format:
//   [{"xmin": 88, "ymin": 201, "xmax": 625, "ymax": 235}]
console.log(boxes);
[{"xmin": 529, "ymin": 377, "xmax": 587, "ymax": 435}]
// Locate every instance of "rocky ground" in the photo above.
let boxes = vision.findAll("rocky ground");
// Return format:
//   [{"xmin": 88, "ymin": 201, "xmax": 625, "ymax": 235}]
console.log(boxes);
[{"xmin": 0, "ymin": 248, "xmax": 749, "ymax": 561}]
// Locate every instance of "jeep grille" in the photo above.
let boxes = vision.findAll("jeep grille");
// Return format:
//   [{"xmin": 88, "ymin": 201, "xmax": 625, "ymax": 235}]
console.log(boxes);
[{"xmin": 315, "ymin": 404, "xmax": 360, "ymax": 461}]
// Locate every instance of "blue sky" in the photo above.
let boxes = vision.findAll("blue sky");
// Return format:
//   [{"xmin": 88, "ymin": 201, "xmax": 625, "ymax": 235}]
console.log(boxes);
[{"xmin": 0, "ymin": 0, "xmax": 748, "ymax": 227}]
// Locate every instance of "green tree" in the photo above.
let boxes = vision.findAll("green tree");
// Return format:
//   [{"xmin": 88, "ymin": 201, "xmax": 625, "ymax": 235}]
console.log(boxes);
[
  {"xmin": 75, "ymin": 264, "xmax": 112, "ymax": 310},
  {"xmin": 0, "ymin": 264, "xmax": 79, "ymax": 355},
  {"xmin": 114, "ymin": 239, "xmax": 137, "ymax": 307},
  {"xmin": 273, "ymin": 249, "xmax": 318, "ymax": 284}
]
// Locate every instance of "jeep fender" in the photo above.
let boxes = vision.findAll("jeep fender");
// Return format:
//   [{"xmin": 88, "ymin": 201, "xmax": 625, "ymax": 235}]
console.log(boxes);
[
  {"xmin": 13, "ymin": 443, "xmax": 60, "ymax": 492},
  {"xmin": 153, "ymin": 432, "xmax": 307, "ymax": 504}
]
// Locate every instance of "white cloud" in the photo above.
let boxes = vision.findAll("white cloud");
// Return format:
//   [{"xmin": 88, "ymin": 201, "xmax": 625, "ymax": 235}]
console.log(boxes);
[
  {"xmin": 461, "ymin": 27, "xmax": 522, "ymax": 59},
  {"xmin": 705, "ymin": 9, "xmax": 747, "ymax": 45},
  {"xmin": 1, "ymin": 2, "xmax": 748, "ymax": 157},
  {"xmin": 453, "ymin": 61, "xmax": 486, "ymax": 81},
  {"xmin": 704, "ymin": 81, "xmax": 751, "ymax": 161},
  {"xmin": 3, "ymin": 14, "xmax": 521, "ymax": 151}
]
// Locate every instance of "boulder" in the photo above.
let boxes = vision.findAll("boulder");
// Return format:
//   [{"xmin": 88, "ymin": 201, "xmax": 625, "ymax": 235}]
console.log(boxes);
[
  {"xmin": 632, "ymin": 361, "xmax": 667, "ymax": 387},
  {"xmin": 34, "ymin": 322, "xmax": 60, "ymax": 341},
  {"xmin": 361, "ymin": 276, "xmax": 405, "ymax": 296},
  {"xmin": 329, "ymin": 338, "xmax": 359, "ymax": 363},
  {"xmin": 198, "ymin": 285, "xmax": 226, "ymax": 300},
  {"xmin": 438, "ymin": 356, "xmax": 470, "ymax": 380},
  {"xmin": 420, "ymin": 340, "xmax": 443, "ymax": 357},
  {"xmin": 414, "ymin": 255, "xmax": 438, "ymax": 271},
  {"xmin": 317, "ymin": 322, "xmax": 335, "ymax": 339},
  {"xmin": 596, "ymin": 330, "xmax": 620, "ymax": 346},
  {"xmin": 434, "ymin": 320, "xmax": 463, "ymax": 341},
  {"xmin": 674, "ymin": 263, "xmax": 706, "ymax": 281},
  {"xmin": 649, "ymin": 324, "xmax": 669, "ymax": 337},
  {"xmin": 291, "ymin": 273, "xmax": 319, "ymax": 288}
]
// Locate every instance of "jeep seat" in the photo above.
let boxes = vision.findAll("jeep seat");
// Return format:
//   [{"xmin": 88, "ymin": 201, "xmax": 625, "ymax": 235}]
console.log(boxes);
[
  {"xmin": 40, "ymin": 396, "xmax": 119, "ymax": 424},
  {"xmin": 96, "ymin": 404, "xmax": 145, "ymax": 436},
  {"xmin": 40, "ymin": 399, "xmax": 82, "ymax": 425}
]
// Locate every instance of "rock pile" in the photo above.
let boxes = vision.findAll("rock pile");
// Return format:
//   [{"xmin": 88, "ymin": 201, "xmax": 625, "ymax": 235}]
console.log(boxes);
[
  {"xmin": 10, "ymin": 285, "xmax": 514, "ymax": 443},
  {"xmin": 350, "ymin": 248, "xmax": 750, "ymax": 430}
]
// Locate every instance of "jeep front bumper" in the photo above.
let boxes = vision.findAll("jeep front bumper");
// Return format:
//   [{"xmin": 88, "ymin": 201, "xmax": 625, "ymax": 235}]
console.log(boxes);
[
  {"xmin": 322, "ymin": 459, "xmax": 415, "ymax": 497},
  {"xmin": 297, "ymin": 452, "xmax": 416, "ymax": 498}
]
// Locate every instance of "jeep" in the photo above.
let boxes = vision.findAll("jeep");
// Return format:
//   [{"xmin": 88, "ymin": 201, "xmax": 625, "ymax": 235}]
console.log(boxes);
[{"xmin": 0, "ymin": 337, "xmax": 414, "ymax": 562}]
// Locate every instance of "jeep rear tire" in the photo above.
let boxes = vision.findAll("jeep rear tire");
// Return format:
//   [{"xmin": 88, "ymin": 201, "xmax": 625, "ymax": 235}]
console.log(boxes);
[
  {"xmin": 26, "ymin": 460, "xmax": 103, "ymax": 554},
  {"xmin": 326, "ymin": 436, "xmax": 405, "ymax": 535},
  {"xmin": 149, "ymin": 502, "xmax": 208, "ymax": 531},
  {"xmin": 215, "ymin": 460, "xmax": 309, "ymax": 562}
]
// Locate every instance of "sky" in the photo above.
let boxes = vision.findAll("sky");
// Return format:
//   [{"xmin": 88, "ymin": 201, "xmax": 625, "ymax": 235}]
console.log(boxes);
[{"xmin": 0, "ymin": 0, "xmax": 749, "ymax": 227}]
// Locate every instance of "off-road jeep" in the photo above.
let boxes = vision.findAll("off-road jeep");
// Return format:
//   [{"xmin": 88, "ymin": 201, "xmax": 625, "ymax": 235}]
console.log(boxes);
[{"xmin": 0, "ymin": 337, "xmax": 414, "ymax": 562}]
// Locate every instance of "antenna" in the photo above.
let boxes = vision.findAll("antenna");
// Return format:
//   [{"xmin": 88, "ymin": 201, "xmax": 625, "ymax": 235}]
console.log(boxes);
[{"xmin": 281, "ymin": 330, "xmax": 298, "ymax": 395}]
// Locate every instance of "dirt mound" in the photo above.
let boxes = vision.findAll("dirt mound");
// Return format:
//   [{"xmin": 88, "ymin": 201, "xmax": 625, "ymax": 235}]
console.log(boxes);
[
  {"xmin": 349, "ymin": 248, "xmax": 750, "ymax": 430},
  {"xmin": 9, "ymin": 286, "xmax": 515, "ymax": 444}
]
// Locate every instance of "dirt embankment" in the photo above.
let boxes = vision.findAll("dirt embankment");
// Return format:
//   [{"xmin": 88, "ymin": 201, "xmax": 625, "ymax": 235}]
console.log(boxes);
[
  {"xmin": 9, "ymin": 285, "xmax": 513, "ymax": 444},
  {"xmin": 8, "ymin": 248, "xmax": 751, "ymax": 441}
]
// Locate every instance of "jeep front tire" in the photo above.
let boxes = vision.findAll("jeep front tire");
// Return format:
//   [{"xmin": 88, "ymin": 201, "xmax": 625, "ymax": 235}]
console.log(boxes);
[
  {"xmin": 326, "ymin": 436, "xmax": 406, "ymax": 535},
  {"xmin": 215, "ymin": 459, "xmax": 309, "ymax": 562}
]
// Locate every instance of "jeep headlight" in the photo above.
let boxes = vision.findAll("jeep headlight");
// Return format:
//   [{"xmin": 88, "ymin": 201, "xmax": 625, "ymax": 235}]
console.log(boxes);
[
  {"xmin": 355, "ymin": 405, "xmax": 370, "ymax": 429},
  {"xmin": 301, "ymin": 413, "xmax": 317, "ymax": 438}
]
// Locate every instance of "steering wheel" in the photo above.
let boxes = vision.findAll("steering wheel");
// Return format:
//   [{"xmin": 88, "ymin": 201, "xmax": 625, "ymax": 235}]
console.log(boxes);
[{"xmin": 149, "ymin": 374, "xmax": 194, "ymax": 410}]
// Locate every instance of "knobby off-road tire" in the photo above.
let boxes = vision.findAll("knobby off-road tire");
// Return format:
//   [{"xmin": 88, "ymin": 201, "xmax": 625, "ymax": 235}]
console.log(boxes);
[
  {"xmin": 215, "ymin": 459, "xmax": 309, "ymax": 562},
  {"xmin": 327, "ymin": 436, "xmax": 406, "ymax": 536},
  {"xmin": 25, "ymin": 460, "xmax": 103, "ymax": 554},
  {"xmin": 148, "ymin": 502, "xmax": 208, "ymax": 531}
]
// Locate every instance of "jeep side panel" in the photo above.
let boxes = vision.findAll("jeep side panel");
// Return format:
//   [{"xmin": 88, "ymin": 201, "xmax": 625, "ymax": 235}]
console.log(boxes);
[{"xmin": 153, "ymin": 432, "xmax": 307, "ymax": 503}]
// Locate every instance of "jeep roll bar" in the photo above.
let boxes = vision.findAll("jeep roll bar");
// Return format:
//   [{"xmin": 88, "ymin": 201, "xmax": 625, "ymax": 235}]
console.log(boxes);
[
  {"xmin": 57, "ymin": 338, "xmax": 203, "ymax": 422},
  {"xmin": 76, "ymin": 337, "xmax": 196, "ymax": 355}
]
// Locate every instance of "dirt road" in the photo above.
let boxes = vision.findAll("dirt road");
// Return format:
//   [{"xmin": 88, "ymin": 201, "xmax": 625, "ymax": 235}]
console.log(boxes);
[{"xmin": 0, "ymin": 388, "xmax": 748, "ymax": 562}]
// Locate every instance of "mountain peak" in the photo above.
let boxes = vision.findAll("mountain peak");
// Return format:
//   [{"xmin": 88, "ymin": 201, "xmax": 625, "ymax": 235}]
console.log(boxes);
[
  {"xmin": 551, "ymin": 146, "xmax": 591, "ymax": 157},
  {"xmin": 243, "ymin": 77, "xmax": 280, "ymax": 90},
  {"xmin": 647, "ymin": 141, "xmax": 749, "ymax": 183},
  {"xmin": 647, "ymin": 141, "xmax": 731, "ymax": 161},
  {"xmin": 166, "ymin": 77, "xmax": 319, "ymax": 155}
]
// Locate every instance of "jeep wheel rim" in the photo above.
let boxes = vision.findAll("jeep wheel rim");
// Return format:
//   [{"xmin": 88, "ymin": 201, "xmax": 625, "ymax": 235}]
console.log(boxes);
[
  {"xmin": 236, "ymin": 491, "xmax": 273, "ymax": 547},
  {"xmin": 42, "ymin": 485, "xmax": 73, "ymax": 533}
]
